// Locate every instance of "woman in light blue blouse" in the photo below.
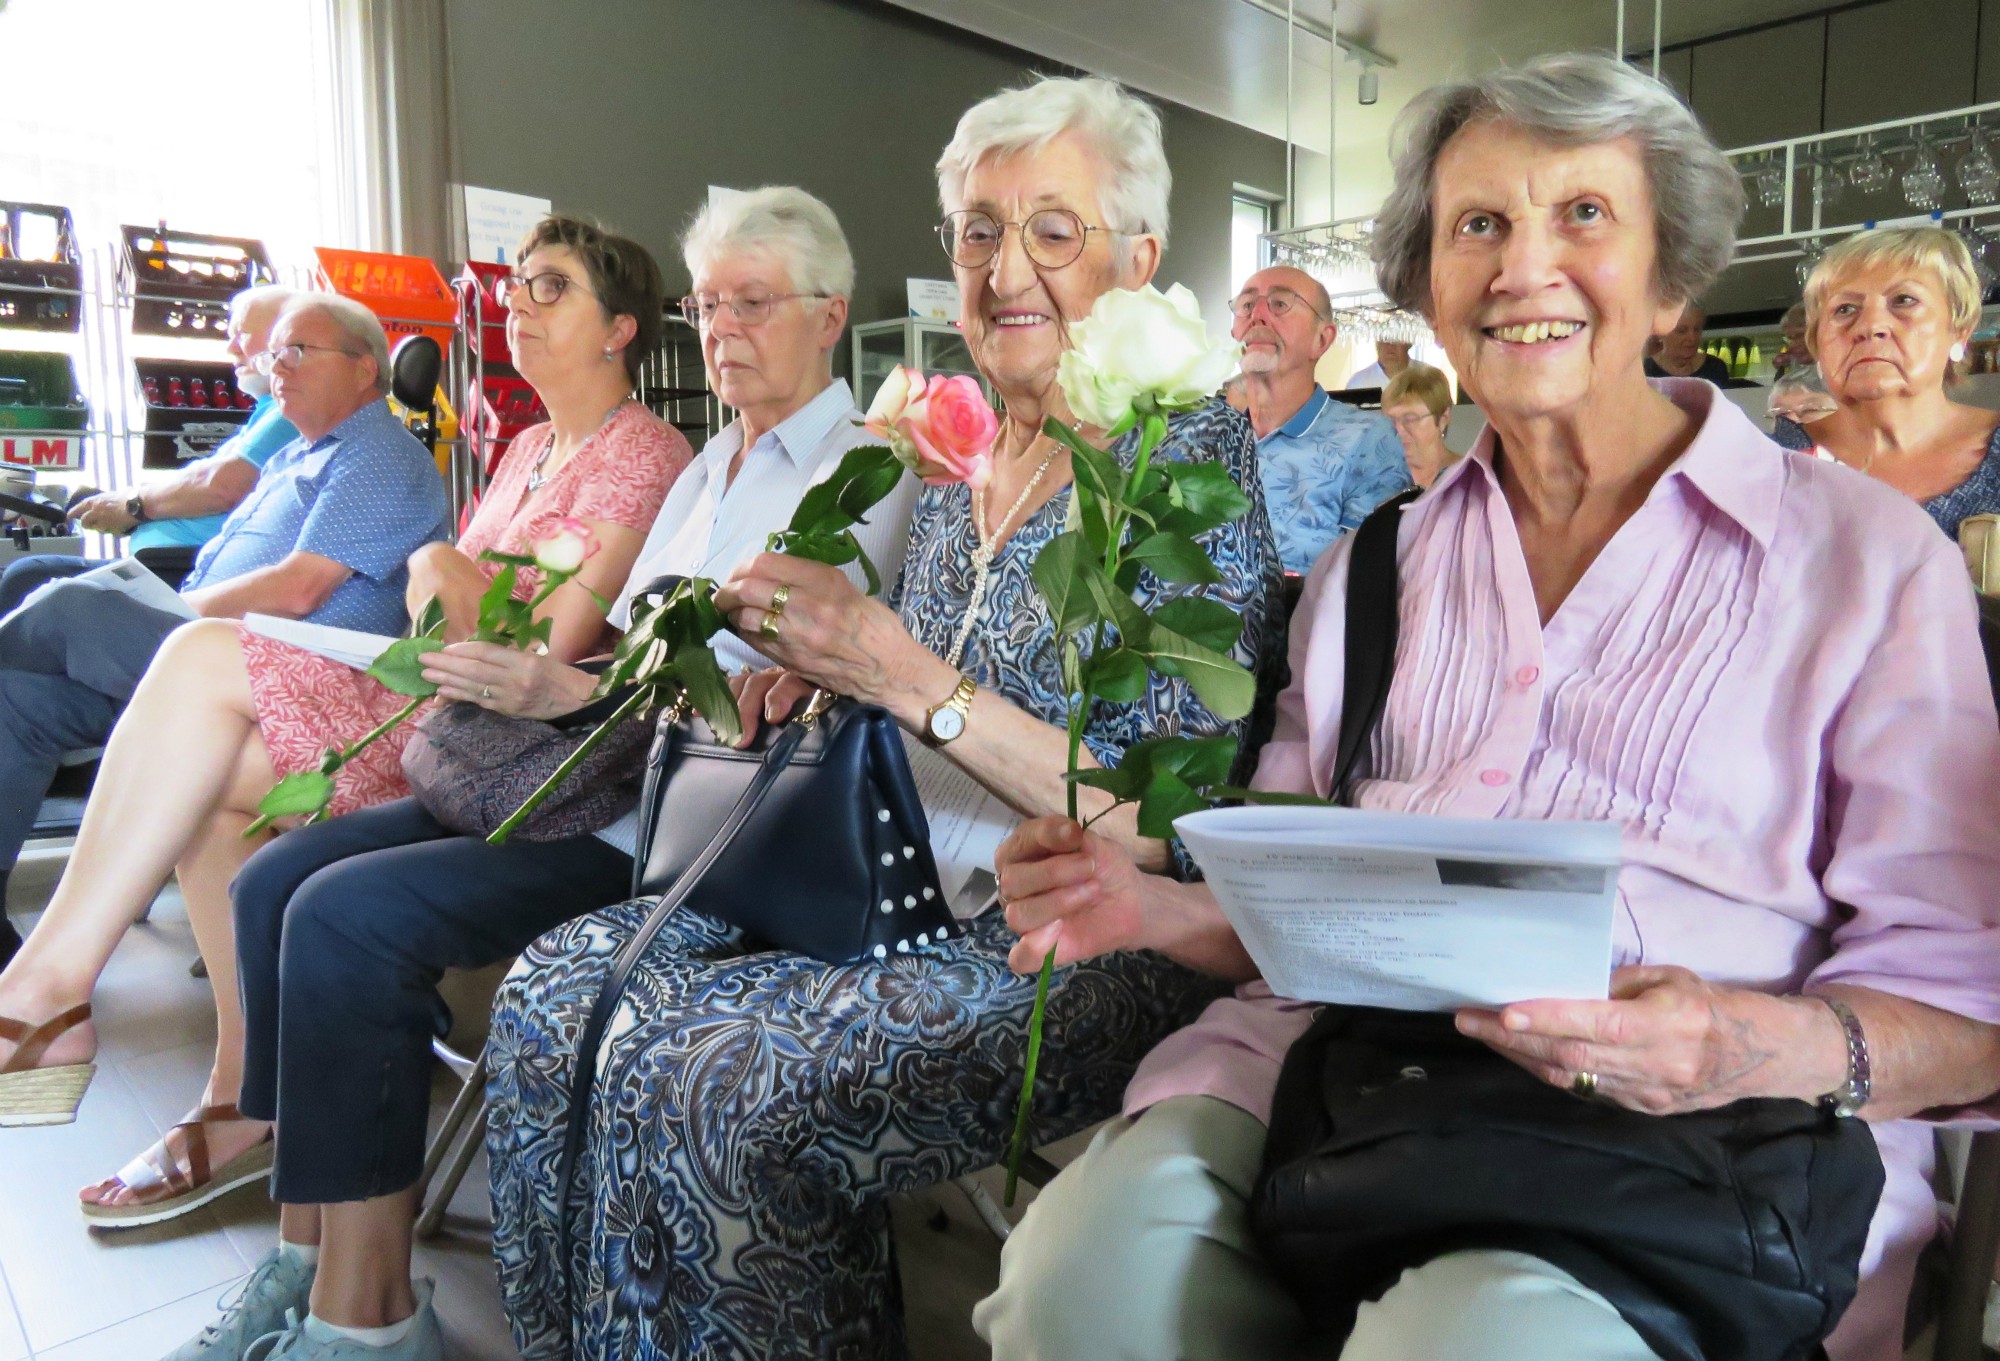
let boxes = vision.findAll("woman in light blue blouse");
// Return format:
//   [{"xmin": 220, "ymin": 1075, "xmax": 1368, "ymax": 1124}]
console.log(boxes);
[{"xmin": 486, "ymin": 74, "xmax": 1282, "ymax": 1360}]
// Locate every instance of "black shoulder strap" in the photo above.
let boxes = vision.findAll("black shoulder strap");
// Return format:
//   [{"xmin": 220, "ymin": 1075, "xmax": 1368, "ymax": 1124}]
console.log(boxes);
[
  {"xmin": 553, "ymin": 717, "xmax": 813, "ymax": 1303},
  {"xmin": 1331, "ymin": 489, "xmax": 1418, "ymax": 799}
]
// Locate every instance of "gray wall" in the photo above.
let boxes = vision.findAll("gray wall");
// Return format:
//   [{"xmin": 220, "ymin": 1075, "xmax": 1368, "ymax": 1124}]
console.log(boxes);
[{"xmin": 443, "ymin": 0, "xmax": 1288, "ymax": 335}]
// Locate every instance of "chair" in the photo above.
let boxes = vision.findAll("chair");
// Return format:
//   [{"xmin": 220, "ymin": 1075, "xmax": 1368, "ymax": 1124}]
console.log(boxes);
[{"xmin": 412, "ymin": 958, "xmax": 510, "ymax": 1237}]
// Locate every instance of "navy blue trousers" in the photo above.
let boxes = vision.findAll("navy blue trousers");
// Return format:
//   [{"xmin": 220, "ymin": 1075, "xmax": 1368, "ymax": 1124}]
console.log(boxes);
[{"xmin": 232, "ymin": 797, "xmax": 632, "ymax": 1204}]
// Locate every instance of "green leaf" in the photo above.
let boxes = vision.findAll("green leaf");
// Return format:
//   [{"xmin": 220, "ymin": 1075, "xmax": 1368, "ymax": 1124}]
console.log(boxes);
[
  {"xmin": 671, "ymin": 642, "xmax": 741, "ymax": 744},
  {"xmin": 1148, "ymin": 596, "xmax": 1245, "ymax": 654},
  {"xmin": 476, "ymin": 550, "xmax": 538, "ymax": 568},
  {"xmin": 366, "ymin": 636, "xmax": 444, "ymax": 697},
  {"xmin": 1083, "ymin": 646, "xmax": 1149, "ymax": 703},
  {"xmin": 1080, "ymin": 560, "xmax": 1152, "ymax": 646},
  {"xmin": 1130, "ymin": 735, "xmax": 1239, "ymax": 839},
  {"xmin": 1124, "ymin": 531, "xmax": 1224, "ymax": 586},
  {"xmin": 1155, "ymin": 462, "xmax": 1253, "ymax": 539},
  {"xmin": 256, "ymin": 770, "xmax": 335, "ymax": 820},
  {"xmin": 1204, "ymin": 785, "xmax": 1337, "ymax": 807},
  {"xmin": 1065, "ymin": 763, "xmax": 1147, "ymax": 801},
  {"xmin": 1140, "ymin": 610, "xmax": 1255, "ymax": 720},
  {"xmin": 411, "ymin": 597, "xmax": 445, "ymax": 638},
  {"xmin": 1031, "ymin": 531, "xmax": 1101, "ymax": 635},
  {"xmin": 787, "ymin": 444, "xmax": 906, "ymax": 538}
]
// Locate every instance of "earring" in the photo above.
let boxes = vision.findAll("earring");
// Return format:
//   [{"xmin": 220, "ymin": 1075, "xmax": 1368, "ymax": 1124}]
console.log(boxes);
[
  {"xmin": 603, "ymin": 349, "xmax": 616, "ymax": 362},
  {"xmin": 1951, "ymin": 341, "xmax": 1968, "ymax": 363}
]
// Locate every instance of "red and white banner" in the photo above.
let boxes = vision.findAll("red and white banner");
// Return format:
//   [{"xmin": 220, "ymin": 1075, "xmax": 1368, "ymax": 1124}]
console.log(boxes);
[{"xmin": 0, "ymin": 435, "xmax": 83, "ymax": 471}]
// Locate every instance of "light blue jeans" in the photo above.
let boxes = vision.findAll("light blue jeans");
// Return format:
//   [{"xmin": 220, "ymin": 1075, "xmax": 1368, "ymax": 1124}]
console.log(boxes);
[{"xmin": 974, "ymin": 1094, "xmax": 1661, "ymax": 1361}]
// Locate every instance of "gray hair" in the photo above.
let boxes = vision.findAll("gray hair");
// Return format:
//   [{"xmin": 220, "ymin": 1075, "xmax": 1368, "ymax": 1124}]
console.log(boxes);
[
  {"xmin": 1372, "ymin": 52, "xmax": 1741, "ymax": 315},
  {"xmin": 937, "ymin": 75, "xmax": 1171, "ymax": 244},
  {"xmin": 228, "ymin": 283, "xmax": 294, "ymax": 323},
  {"xmin": 681, "ymin": 186, "xmax": 854, "ymax": 300},
  {"xmin": 277, "ymin": 293, "xmax": 390, "ymax": 395}
]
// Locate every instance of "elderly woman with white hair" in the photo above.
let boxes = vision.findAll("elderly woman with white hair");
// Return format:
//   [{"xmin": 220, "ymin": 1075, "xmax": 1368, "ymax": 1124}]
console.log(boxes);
[
  {"xmin": 484, "ymin": 76, "xmax": 1281, "ymax": 1360},
  {"xmin": 979, "ymin": 53, "xmax": 2000, "ymax": 1361}
]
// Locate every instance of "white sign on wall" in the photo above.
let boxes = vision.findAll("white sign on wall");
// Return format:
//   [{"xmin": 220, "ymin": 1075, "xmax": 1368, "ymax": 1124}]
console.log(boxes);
[
  {"xmin": 907, "ymin": 279, "xmax": 959, "ymax": 320},
  {"xmin": 462, "ymin": 185, "xmax": 553, "ymax": 265}
]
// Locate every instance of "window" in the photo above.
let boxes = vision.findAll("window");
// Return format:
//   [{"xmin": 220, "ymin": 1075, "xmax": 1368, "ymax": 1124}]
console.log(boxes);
[{"xmin": 1231, "ymin": 194, "xmax": 1276, "ymax": 297}]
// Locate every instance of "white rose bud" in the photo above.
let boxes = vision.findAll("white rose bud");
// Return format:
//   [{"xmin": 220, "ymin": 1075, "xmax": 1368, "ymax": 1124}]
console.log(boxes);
[{"xmin": 1059, "ymin": 284, "xmax": 1241, "ymax": 428}]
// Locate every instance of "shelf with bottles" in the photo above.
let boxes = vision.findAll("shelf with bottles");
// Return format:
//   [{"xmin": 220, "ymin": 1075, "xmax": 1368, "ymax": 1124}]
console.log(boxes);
[
  {"xmin": 0, "ymin": 203, "xmax": 83, "ymax": 334},
  {"xmin": 132, "ymin": 358, "xmax": 253, "ymax": 469},
  {"xmin": 119, "ymin": 223, "xmax": 275, "ymax": 337}
]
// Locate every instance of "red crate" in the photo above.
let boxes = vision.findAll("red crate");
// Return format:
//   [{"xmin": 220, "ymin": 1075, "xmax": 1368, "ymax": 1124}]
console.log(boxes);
[
  {"xmin": 313, "ymin": 248, "xmax": 456, "ymax": 352},
  {"xmin": 469, "ymin": 376, "xmax": 547, "ymax": 476},
  {"xmin": 456, "ymin": 261, "xmax": 514, "ymax": 368}
]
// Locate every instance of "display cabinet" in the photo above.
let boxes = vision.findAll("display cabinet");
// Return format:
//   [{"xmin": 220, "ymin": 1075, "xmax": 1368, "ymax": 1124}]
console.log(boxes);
[{"xmin": 851, "ymin": 318, "xmax": 991, "ymax": 411}]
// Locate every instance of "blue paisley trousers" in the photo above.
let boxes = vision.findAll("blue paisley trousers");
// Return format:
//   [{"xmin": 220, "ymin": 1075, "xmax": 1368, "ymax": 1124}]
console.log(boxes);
[{"xmin": 486, "ymin": 400, "xmax": 1281, "ymax": 1360}]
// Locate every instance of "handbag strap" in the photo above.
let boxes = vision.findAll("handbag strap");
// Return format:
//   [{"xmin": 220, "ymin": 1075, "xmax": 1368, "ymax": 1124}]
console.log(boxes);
[
  {"xmin": 1331, "ymin": 488, "xmax": 1418, "ymax": 799},
  {"xmin": 553, "ymin": 715, "xmax": 815, "ymax": 1299}
]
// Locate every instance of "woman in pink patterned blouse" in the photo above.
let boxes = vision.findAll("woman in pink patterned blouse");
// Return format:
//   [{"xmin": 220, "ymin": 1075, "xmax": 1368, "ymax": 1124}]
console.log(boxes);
[
  {"xmin": 979, "ymin": 55, "xmax": 2000, "ymax": 1361},
  {"xmin": 0, "ymin": 216, "xmax": 688, "ymax": 1227}
]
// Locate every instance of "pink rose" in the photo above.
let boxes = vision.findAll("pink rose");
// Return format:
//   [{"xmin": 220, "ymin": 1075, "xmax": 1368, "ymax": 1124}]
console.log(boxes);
[
  {"xmin": 532, "ymin": 517, "xmax": 599, "ymax": 576},
  {"xmin": 897, "ymin": 374, "xmax": 997, "ymax": 489}
]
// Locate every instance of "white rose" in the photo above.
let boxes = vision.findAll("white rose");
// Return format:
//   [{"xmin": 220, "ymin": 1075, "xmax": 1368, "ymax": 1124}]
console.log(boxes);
[{"xmin": 1059, "ymin": 284, "xmax": 1242, "ymax": 428}]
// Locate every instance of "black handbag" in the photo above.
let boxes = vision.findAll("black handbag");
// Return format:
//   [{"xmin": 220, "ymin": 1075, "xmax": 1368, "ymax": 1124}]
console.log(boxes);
[
  {"xmin": 552, "ymin": 689, "xmax": 957, "ymax": 1293},
  {"xmin": 1248, "ymin": 492, "xmax": 1886, "ymax": 1361}
]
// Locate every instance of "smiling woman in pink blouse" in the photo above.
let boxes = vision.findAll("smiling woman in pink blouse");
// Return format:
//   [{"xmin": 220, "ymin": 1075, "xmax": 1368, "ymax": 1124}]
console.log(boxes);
[{"xmin": 977, "ymin": 53, "xmax": 2000, "ymax": 1361}]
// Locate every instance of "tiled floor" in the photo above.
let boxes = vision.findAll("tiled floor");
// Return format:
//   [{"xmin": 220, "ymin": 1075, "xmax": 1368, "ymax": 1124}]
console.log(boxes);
[{"xmin": 0, "ymin": 845, "xmax": 1021, "ymax": 1360}]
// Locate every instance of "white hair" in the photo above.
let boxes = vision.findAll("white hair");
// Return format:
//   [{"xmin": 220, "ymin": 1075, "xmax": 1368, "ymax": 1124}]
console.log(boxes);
[
  {"xmin": 937, "ymin": 75, "xmax": 1171, "ymax": 244},
  {"xmin": 1372, "ymin": 52, "xmax": 1741, "ymax": 314},
  {"xmin": 680, "ymin": 186, "xmax": 855, "ymax": 299},
  {"xmin": 228, "ymin": 283, "xmax": 294, "ymax": 322},
  {"xmin": 279, "ymin": 293, "xmax": 390, "ymax": 394}
]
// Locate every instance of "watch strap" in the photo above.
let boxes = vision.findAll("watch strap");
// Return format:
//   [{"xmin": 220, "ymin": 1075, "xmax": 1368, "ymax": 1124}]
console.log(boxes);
[
  {"xmin": 1814, "ymin": 995, "xmax": 1870, "ymax": 1117},
  {"xmin": 923, "ymin": 674, "xmax": 976, "ymax": 746},
  {"xmin": 125, "ymin": 494, "xmax": 149, "ymax": 524}
]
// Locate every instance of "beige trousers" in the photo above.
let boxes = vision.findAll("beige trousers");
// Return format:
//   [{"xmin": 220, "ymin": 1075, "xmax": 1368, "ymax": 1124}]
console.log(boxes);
[{"xmin": 973, "ymin": 1094, "xmax": 1661, "ymax": 1361}]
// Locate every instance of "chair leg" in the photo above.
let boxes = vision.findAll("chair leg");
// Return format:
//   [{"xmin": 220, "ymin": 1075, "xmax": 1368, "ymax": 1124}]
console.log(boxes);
[
  {"xmin": 955, "ymin": 1175, "xmax": 1015, "ymax": 1241},
  {"xmin": 417, "ymin": 1095, "xmax": 488, "ymax": 1240},
  {"xmin": 1936, "ymin": 1131, "xmax": 2000, "ymax": 1361},
  {"xmin": 417, "ymin": 1051, "xmax": 488, "ymax": 1202}
]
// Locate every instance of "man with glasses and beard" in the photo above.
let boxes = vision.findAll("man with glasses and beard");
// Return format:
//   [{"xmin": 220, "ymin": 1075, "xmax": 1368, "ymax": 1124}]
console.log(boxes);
[{"xmin": 1230, "ymin": 265, "xmax": 1411, "ymax": 573}]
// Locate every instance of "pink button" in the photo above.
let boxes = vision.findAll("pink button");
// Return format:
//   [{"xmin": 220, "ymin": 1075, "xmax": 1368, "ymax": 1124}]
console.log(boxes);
[
  {"xmin": 1515, "ymin": 665, "xmax": 1541, "ymax": 686},
  {"xmin": 1480, "ymin": 769, "xmax": 1511, "ymax": 787}
]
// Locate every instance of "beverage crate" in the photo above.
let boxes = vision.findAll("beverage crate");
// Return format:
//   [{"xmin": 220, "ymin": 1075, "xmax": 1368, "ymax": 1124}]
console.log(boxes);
[
  {"xmin": 470, "ymin": 375, "xmax": 546, "ymax": 475},
  {"xmin": 0, "ymin": 203, "xmax": 83, "ymax": 333},
  {"xmin": 456, "ymin": 261, "xmax": 514, "ymax": 367},
  {"xmin": 314, "ymin": 248, "xmax": 456, "ymax": 352},
  {"xmin": 0, "ymin": 351, "xmax": 87, "ymax": 471},
  {"xmin": 121, "ymin": 224, "xmax": 275, "ymax": 336},
  {"xmin": 134, "ymin": 357, "xmax": 252, "ymax": 468}
]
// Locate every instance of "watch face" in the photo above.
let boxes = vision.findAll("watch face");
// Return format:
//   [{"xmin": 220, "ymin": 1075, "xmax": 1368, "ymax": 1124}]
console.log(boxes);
[{"xmin": 929, "ymin": 706, "xmax": 966, "ymax": 742}]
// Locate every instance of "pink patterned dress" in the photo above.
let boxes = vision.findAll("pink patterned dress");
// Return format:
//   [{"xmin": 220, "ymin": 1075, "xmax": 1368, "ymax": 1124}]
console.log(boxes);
[{"xmin": 240, "ymin": 403, "xmax": 690, "ymax": 817}]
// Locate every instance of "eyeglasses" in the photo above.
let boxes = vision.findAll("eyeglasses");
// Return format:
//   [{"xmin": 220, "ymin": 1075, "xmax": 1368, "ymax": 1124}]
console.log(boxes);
[
  {"xmin": 936, "ymin": 208, "xmax": 1120, "ymax": 270},
  {"xmin": 251, "ymin": 343, "xmax": 363, "ymax": 375},
  {"xmin": 679, "ymin": 292, "xmax": 826, "ymax": 328},
  {"xmin": 1386, "ymin": 410, "xmax": 1444, "ymax": 434},
  {"xmin": 494, "ymin": 271, "xmax": 584, "ymax": 307},
  {"xmin": 1228, "ymin": 287, "xmax": 1328, "ymax": 324}
]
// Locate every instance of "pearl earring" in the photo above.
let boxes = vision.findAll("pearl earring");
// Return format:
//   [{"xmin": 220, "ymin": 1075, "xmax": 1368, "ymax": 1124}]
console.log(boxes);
[
  {"xmin": 603, "ymin": 349, "xmax": 616, "ymax": 362},
  {"xmin": 1952, "ymin": 342, "xmax": 1968, "ymax": 363}
]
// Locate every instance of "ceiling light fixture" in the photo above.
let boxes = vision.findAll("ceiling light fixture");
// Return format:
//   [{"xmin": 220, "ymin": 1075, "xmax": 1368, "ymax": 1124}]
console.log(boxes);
[{"xmin": 1359, "ymin": 67, "xmax": 1379, "ymax": 105}]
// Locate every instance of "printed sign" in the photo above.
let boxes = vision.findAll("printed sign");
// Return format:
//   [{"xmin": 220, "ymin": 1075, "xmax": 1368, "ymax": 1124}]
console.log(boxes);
[
  {"xmin": 463, "ymin": 185, "xmax": 554, "ymax": 266},
  {"xmin": 907, "ymin": 279, "xmax": 959, "ymax": 320},
  {"xmin": 0, "ymin": 435, "xmax": 81, "ymax": 470}
]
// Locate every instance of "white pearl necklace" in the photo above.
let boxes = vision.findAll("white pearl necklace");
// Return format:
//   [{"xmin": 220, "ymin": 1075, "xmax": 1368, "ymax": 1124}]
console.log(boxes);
[{"xmin": 945, "ymin": 440, "xmax": 1060, "ymax": 669}]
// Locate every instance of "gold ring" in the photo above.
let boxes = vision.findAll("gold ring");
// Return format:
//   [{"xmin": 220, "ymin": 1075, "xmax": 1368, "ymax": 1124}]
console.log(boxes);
[
  {"xmin": 1569, "ymin": 1070, "xmax": 1599, "ymax": 1097},
  {"xmin": 768, "ymin": 583, "xmax": 791, "ymax": 617},
  {"xmin": 759, "ymin": 609, "xmax": 783, "ymax": 642},
  {"xmin": 481, "ymin": 685, "xmax": 493, "ymax": 701}
]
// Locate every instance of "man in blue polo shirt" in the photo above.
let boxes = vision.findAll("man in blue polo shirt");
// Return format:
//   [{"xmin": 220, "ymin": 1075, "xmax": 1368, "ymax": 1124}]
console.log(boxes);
[
  {"xmin": 0, "ymin": 293, "xmax": 450, "ymax": 960},
  {"xmin": 1231, "ymin": 266, "xmax": 1412, "ymax": 574},
  {"xmin": 0, "ymin": 286, "xmax": 302, "ymax": 611}
]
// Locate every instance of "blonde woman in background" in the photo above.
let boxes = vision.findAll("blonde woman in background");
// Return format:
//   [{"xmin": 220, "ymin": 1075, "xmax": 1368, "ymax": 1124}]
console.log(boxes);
[
  {"xmin": 1805, "ymin": 226, "xmax": 2000, "ymax": 537},
  {"xmin": 1379, "ymin": 362, "xmax": 1457, "ymax": 488}
]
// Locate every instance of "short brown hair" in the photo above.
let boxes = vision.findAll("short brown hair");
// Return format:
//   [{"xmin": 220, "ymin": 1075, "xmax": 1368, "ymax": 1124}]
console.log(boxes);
[
  {"xmin": 515, "ymin": 215, "xmax": 665, "ymax": 384},
  {"xmin": 1382, "ymin": 362, "xmax": 1453, "ymax": 417}
]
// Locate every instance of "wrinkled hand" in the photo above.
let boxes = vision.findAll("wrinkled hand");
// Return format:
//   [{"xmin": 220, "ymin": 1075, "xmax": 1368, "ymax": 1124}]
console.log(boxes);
[
  {"xmin": 995, "ymin": 817, "xmax": 1152, "ymax": 973},
  {"xmin": 726, "ymin": 668, "xmax": 817, "ymax": 749},
  {"xmin": 1454, "ymin": 965, "xmax": 1838, "ymax": 1116},
  {"xmin": 406, "ymin": 543, "xmax": 490, "ymax": 641},
  {"xmin": 713, "ymin": 553, "xmax": 943, "ymax": 712},
  {"xmin": 419, "ymin": 642, "xmax": 596, "ymax": 720},
  {"xmin": 70, "ymin": 493, "xmax": 137, "ymax": 534}
]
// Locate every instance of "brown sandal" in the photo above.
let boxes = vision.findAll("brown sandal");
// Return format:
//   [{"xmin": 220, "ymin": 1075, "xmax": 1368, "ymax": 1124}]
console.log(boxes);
[
  {"xmin": 0, "ymin": 1002, "xmax": 95, "ymax": 1127},
  {"xmin": 79, "ymin": 1102, "xmax": 274, "ymax": 1229}
]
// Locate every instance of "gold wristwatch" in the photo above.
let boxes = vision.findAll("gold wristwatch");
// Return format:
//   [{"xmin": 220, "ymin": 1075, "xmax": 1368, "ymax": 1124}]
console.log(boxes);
[{"xmin": 922, "ymin": 674, "xmax": 976, "ymax": 747}]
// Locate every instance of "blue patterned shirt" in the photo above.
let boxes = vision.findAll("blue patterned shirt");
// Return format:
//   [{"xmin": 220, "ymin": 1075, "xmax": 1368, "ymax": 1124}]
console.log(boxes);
[
  {"xmin": 888, "ymin": 397, "xmax": 1283, "ymax": 791},
  {"xmin": 179, "ymin": 397, "xmax": 452, "ymax": 632},
  {"xmin": 1925, "ymin": 423, "xmax": 2000, "ymax": 540},
  {"xmin": 130, "ymin": 394, "xmax": 299, "ymax": 551},
  {"xmin": 1256, "ymin": 387, "xmax": 1412, "ymax": 573}
]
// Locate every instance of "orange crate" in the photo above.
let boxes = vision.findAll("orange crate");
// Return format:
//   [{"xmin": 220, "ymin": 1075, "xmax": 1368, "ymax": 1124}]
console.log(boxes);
[{"xmin": 312, "ymin": 247, "xmax": 456, "ymax": 352}]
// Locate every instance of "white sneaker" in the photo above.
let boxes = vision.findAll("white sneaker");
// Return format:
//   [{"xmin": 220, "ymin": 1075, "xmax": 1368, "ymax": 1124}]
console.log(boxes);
[
  {"xmin": 243, "ymin": 1280, "xmax": 441, "ymax": 1361},
  {"xmin": 162, "ymin": 1247, "xmax": 315, "ymax": 1361}
]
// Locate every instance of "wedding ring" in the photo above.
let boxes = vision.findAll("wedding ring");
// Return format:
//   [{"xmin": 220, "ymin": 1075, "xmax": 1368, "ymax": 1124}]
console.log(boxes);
[
  {"xmin": 482, "ymin": 685, "xmax": 493, "ymax": 700},
  {"xmin": 1569, "ymin": 1070, "xmax": 1599, "ymax": 1097},
  {"xmin": 759, "ymin": 609, "xmax": 784, "ymax": 641}
]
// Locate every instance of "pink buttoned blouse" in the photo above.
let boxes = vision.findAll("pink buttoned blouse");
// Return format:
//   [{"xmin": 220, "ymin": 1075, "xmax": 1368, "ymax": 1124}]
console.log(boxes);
[{"xmin": 1125, "ymin": 380, "xmax": 2000, "ymax": 1360}]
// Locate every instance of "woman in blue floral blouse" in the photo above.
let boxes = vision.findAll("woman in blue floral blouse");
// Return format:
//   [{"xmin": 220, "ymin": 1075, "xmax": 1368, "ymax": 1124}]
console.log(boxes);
[{"xmin": 485, "ymin": 74, "xmax": 1282, "ymax": 1360}]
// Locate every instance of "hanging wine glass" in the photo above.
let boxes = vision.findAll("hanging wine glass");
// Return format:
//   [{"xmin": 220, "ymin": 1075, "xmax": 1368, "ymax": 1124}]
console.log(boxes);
[
  {"xmin": 1958, "ymin": 123, "xmax": 2000, "ymax": 204},
  {"xmin": 1811, "ymin": 155, "xmax": 1846, "ymax": 212},
  {"xmin": 1902, "ymin": 136, "xmax": 1947, "ymax": 211},
  {"xmin": 1850, "ymin": 134, "xmax": 1891, "ymax": 193},
  {"xmin": 1962, "ymin": 227, "xmax": 1997, "ymax": 292},
  {"xmin": 1795, "ymin": 238, "xmax": 1826, "ymax": 291},
  {"xmin": 1752, "ymin": 155, "xmax": 1785, "ymax": 209}
]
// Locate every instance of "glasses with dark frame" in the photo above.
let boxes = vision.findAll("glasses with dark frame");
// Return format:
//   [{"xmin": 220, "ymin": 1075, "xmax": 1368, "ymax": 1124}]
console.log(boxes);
[
  {"xmin": 494, "ymin": 271, "xmax": 585, "ymax": 307},
  {"xmin": 936, "ymin": 208, "xmax": 1122, "ymax": 270}
]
